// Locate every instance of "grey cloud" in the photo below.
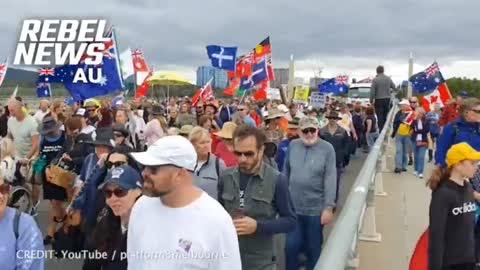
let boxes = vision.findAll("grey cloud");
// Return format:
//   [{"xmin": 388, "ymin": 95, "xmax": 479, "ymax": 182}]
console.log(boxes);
[{"xmin": 0, "ymin": 0, "xmax": 479, "ymax": 77}]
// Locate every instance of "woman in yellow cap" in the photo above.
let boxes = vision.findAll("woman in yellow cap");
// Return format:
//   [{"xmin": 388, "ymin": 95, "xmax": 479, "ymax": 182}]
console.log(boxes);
[{"xmin": 427, "ymin": 142, "xmax": 480, "ymax": 270}]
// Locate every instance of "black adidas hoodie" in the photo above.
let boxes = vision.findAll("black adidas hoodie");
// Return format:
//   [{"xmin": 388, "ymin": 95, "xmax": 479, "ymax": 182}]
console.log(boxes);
[{"xmin": 429, "ymin": 180, "xmax": 476, "ymax": 270}]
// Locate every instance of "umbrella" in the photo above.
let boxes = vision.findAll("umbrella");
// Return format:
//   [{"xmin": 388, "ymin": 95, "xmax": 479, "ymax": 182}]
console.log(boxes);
[{"xmin": 146, "ymin": 72, "xmax": 192, "ymax": 104}]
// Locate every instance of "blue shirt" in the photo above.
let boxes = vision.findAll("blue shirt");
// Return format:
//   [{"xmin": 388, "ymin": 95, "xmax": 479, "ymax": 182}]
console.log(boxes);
[
  {"xmin": 0, "ymin": 207, "xmax": 44, "ymax": 270},
  {"xmin": 276, "ymin": 139, "xmax": 292, "ymax": 172},
  {"xmin": 243, "ymin": 116, "xmax": 256, "ymax": 127}
]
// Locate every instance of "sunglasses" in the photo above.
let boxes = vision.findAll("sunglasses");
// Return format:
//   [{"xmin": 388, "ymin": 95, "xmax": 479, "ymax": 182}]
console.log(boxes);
[
  {"xmin": 302, "ymin": 128, "xmax": 317, "ymax": 134},
  {"xmin": 106, "ymin": 161, "xmax": 127, "ymax": 169},
  {"xmin": 410, "ymin": 101, "xmax": 417, "ymax": 104},
  {"xmin": 238, "ymin": 108, "xmax": 246, "ymax": 111},
  {"xmin": 113, "ymin": 132, "xmax": 125, "ymax": 138},
  {"xmin": 103, "ymin": 188, "xmax": 129, "ymax": 199},
  {"xmin": 87, "ymin": 109, "xmax": 96, "ymax": 112},
  {"xmin": 471, "ymin": 109, "xmax": 480, "ymax": 114},
  {"xmin": 234, "ymin": 151, "xmax": 256, "ymax": 158},
  {"xmin": 0, "ymin": 183, "xmax": 10, "ymax": 195}
]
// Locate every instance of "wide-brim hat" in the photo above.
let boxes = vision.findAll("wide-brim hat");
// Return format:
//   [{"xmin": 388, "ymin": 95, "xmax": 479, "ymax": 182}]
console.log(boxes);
[
  {"xmin": 266, "ymin": 109, "xmax": 285, "ymax": 120},
  {"xmin": 113, "ymin": 124, "xmax": 129, "ymax": 137},
  {"xmin": 86, "ymin": 128, "xmax": 115, "ymax": 148},
  {"xmin": 398, "ymin": 99, "xmax": 410, "ymax": 106},
  {"xmin": 40, "ymin": 116, "xmax": 62, "ymax": 135},
  {"xmin": 287, "ymin": 118, "xmax": 301, "ymax": 129},
  {"xmin": 204, "ymin": 100, "xmax": 219, "ymax": 114},
  {"xmin": 214, "ymin": 122, "xmax": 237, "ymax": 139},
  {"xmin": 325, "ymin": 111, "xmax": 342, "ymax": 120},
  {"xmin": 179, "ymin": 125, "xmax": 194, "ymax": 135}
]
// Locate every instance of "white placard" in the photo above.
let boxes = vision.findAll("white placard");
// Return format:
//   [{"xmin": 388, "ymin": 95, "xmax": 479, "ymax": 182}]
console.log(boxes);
[
  {"xmin": 310, "ymin": 92, "xmax": 326, "ymax": 109},
  {"xmin": 267, "ymin": 88, "xmax": 281, "ymax": 100}
]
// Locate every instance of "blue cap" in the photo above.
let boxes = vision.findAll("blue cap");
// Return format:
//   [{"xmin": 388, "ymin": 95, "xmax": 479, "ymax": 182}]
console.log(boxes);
[{"xmin": 99, "ymin": 165, "xmax": 142, "ymax": 190}]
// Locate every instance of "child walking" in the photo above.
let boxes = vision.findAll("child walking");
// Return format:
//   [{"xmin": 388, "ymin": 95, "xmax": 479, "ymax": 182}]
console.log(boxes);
[{"xmin": 428, "ymin": 142, "xmax": 480, "ymax": 270}]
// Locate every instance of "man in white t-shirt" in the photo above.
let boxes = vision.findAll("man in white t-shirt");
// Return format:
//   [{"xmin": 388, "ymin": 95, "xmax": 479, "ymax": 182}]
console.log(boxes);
[{"xmin": 129, "ymin": 135, "xmax": 242, "ymax": 270}]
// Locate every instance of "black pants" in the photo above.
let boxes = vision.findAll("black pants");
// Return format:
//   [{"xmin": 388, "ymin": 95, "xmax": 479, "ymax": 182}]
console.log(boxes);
[
  {"xmin": 375, "ymin": 98, "xmax": 391, "ymax": 131},
  {"xmin": 443, "ymin": 263, "xmax": 476, "ymax": 270}
]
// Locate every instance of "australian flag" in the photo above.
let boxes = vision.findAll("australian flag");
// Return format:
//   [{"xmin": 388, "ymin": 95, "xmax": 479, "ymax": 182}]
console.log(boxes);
[
  {"xmin": 206, "ymin": 45, "xmax": 237, "ymax": 71},
  {"xmin": 37, "ymin": 28, "xmax": 124, "ymax": 100},
  {"xmin": 319, "ymin": 75, "xmax": 349, "ymax": 95},
  {"xmin": 36, "ymin": 82, "xmax": 51, "ymax": 97},
  {"xmin": 409, "ymin": 62, "xmax": 445, "ymax": 94}
]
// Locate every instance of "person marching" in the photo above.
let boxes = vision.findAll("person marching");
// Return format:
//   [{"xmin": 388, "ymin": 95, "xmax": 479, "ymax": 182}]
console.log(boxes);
[{"xmin": 428, "ymin": 142, "xmax": 480, "ymax": 270}]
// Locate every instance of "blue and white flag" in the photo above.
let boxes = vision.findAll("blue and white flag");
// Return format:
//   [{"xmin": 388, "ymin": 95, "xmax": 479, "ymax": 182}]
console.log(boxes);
[
  {"xmin": 206, "ymin": 45, "xmax": 237, "ymax": 71},
  {"xmin": 251, "ymin": 58, "xmax": 268, "ymax": 85},
  {"xmin": 319, "ymin": 76, "xmax": 349, "ymax": 95},
  {"xmin": 36, "ymin": 82, "xmax": 51, "ymax": 98},
  {"xmin": 409, "ymin": 62, "xmax": 445, "ymax": 94}
]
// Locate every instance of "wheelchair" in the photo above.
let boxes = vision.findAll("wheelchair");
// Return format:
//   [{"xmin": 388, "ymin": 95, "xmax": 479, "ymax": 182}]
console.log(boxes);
[{"xmin": 7, "ymin": 163, "xmax": 33, "ymax": 214}]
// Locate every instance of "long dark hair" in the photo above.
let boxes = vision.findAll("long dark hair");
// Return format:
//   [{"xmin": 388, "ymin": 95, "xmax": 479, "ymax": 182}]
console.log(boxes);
[{"xmin": 88, "ymin": 207, "xmax": 122, "ymax": 255}]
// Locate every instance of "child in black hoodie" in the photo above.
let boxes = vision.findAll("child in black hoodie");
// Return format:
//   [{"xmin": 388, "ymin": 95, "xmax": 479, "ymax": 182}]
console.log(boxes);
[{"xmin": 428, "ymin": 142, "xmax": 480, "ymax": 270}]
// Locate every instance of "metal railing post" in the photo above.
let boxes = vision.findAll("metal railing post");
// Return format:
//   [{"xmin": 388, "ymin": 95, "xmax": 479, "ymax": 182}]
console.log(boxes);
[
  {"xmin": 358, "ymin": 161, "xmax": 382, "ymax": 242},
  {"xmin": 375, "ymin": 143, "xmax": 389, "ymax": 196}
]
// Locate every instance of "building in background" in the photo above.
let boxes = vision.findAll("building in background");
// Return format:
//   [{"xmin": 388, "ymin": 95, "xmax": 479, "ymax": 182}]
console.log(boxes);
[
  {"xmin": 309, "ymin": 77, "xmax": 325, "ymax": 90},
  {"xmin": 196, "ymin": 66, "xmax": 228, "ymax": 89},
  {"xmin": 272, "ymin": 68, "xmax": 289, "ymax": 89}
]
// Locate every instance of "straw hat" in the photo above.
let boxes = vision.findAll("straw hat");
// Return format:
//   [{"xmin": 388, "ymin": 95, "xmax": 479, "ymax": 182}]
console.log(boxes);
[
  {"xmin": 266, "ymin": 109, "xmax": 285, "ymax": 120},
  {"xmin": 179, "ymin": 125, "xmax": 194, "ymax": 136},
  {"xmin": 214, "ymin": 122, "xmax": 237, "ymax": 139}
]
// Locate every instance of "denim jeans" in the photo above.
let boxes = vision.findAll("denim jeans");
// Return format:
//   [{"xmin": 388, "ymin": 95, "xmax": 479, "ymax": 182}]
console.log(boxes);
[
  {"xmin": 395, "ymin": 136, "xmax": 410, "ymax": 170},
  {"xmin": 413, "ymin": 143, "xmax": 427, "ymax": 174},
  {"xmin": 285, "ymin": 215, "xmax": 324, "ymax": 270},
  {"xmin": 366, "ymin": 132, "xmax": 379, "ymax": 150}
]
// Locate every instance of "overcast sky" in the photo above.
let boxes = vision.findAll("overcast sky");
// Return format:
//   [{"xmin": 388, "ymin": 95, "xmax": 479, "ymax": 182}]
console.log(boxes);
[{"xmin": 2, "ymin": 0, "xmax": 479, "ymax": 84}]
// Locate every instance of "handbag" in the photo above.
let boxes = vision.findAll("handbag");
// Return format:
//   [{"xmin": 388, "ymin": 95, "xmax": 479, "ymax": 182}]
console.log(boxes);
[
  {"xmin": 416, "ymin": 141, "xmax": 428, "ymax": 147},
  {"xmin": 45, "ymin": 158, "xmax": 77, "ymax": 202}
]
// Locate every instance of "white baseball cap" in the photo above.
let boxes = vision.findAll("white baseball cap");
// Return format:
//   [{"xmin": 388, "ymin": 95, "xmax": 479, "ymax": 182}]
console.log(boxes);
[
  {"xmin": 398, "ymin": 99, "xmax": 410, "ymax": 106},
  {"xmin": 130, "ymin": 135, "xmax": 197, "ymax": 171}
]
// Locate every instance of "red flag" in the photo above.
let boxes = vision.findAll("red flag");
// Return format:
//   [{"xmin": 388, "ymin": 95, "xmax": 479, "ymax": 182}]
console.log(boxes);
[
  {"xmin": 253, "ymin": 80, "xmax": 268, "ymax": 101},
  {"xmin": 132, "ymin": 49, "xmax": 151, "ymax": 85},
  {"xmin": 192, "ymin": 79, "xmax": 215, "ymax": 106},
  {"xmin": 223, "ymin": 78, "xmax": 240, "ymax": 96},
  {"xmin": 421, "ymin": 83, "xmax": 452, "ymax": 112},
  {"xmin": 0, "ymin": 61, "xmax": 8, "ymax": 87},
  {"xmin": 236, "ymin": 54, "xmax": 253, "ymax": 78},
  {"xmin": 409, "ymin": 229, "xmax": 429, "ymax": 270},
  {"xmin": 135, "ymin": 80, "xmax": 150, "ymax": 100}
]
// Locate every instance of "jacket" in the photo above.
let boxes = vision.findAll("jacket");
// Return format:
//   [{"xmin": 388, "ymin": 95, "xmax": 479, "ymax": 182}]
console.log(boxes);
[
  {"xmin": 411, "ymin": 118, "xmax": 430, "ymax": 144},
  {"xmin": 319, "ymin": 125, "xmax": 350, "ymax": 167},
  {"xmin": 391, "ymin": 110, "xmax": 409, "ymax": 138},
  {"xmin": 435, "ymin": 118, "xmax": 480, "ymax": 167}
]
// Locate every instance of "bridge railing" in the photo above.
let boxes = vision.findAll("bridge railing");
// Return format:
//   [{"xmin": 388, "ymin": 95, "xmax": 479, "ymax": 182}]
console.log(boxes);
[{"xmin": 314, "ymin": 101, "xmax": 398, "ymax": 270}]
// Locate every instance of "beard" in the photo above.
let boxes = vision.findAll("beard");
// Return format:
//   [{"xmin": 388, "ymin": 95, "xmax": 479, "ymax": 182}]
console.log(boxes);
[
  {"xmin": 142, "ymin": 178, "xmax": 173, "ymax": 198},
  {"xmin": 301, "ymin": 136, "xmax": 318, "ymax": 146}
]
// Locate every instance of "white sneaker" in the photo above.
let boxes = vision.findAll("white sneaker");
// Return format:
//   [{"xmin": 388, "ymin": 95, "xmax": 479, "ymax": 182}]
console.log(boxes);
[
  {"xmin": 419, "ymin": 174, "xmax": 424, "ymax": 179},
  {"xmin": 413, "ymin": 171, "xmax": 418, "ymax": 176}
]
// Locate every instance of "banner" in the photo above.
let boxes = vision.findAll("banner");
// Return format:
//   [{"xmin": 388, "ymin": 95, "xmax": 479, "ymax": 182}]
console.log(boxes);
[{"xmin": 293, "ymin": 86, "xmax": 309, "ymax": 104}]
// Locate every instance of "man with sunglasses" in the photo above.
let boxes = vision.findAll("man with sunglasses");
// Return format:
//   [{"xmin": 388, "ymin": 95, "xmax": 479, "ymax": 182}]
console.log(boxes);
[
  {"xmin": 236, "ymin": 103, "xmax": 257, "ymax": 127},
  {"xmin": 128, "ymin": 135, "xmax": 241, "ymax": 269},
  {"xmin": 284, "ymin": 116, "xmax": 337, "ymax": 270},
  {"xmin": 218, "ymin": 125, "xmax": 296, "ymax": 270}
]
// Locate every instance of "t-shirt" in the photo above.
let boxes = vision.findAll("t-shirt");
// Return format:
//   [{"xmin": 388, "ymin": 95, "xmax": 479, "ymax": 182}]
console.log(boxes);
[
  {"xmin": 7, "ymin": 115, "xmax": 39, "ymax": 159},
  {"xmin": 33, "ymin": 109, "xmax": 49, "ymax": 123},
  {"xmin": 127, "ymin": 193, "xmax": 242, "ymax": 270}
]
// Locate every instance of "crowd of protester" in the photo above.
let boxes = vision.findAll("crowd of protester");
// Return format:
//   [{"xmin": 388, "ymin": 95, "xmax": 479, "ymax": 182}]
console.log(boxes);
[{"xmin": 0, "ymin": 91, "xmax": 390, "ymax": 270}]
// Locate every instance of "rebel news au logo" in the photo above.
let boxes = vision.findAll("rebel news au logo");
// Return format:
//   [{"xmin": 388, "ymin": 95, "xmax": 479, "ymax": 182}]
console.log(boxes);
[{"xmin": 13, "ymin": 19, "xmax": 111, "ymax": 84}]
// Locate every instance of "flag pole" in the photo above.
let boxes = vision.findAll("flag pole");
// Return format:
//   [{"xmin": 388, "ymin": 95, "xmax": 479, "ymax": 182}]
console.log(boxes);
[{"xmin": 407, "ymin": 52, "xmax": 414, "ymax": 98}]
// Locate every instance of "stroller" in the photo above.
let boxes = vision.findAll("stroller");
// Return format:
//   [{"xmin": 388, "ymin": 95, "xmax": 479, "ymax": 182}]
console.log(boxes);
[{"xmin": 8, "ymin": 161, "xmax": 33, "ymax": 214}]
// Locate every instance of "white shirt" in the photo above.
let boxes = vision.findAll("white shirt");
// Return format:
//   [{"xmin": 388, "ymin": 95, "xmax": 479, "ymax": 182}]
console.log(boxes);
[
  {"xmin": 33, "ymin": 109, "xmax": 49, "ymax": 123},
  {"xmin": 127, "ymin": 192, "xmax": 242, "ymax": 270}
]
